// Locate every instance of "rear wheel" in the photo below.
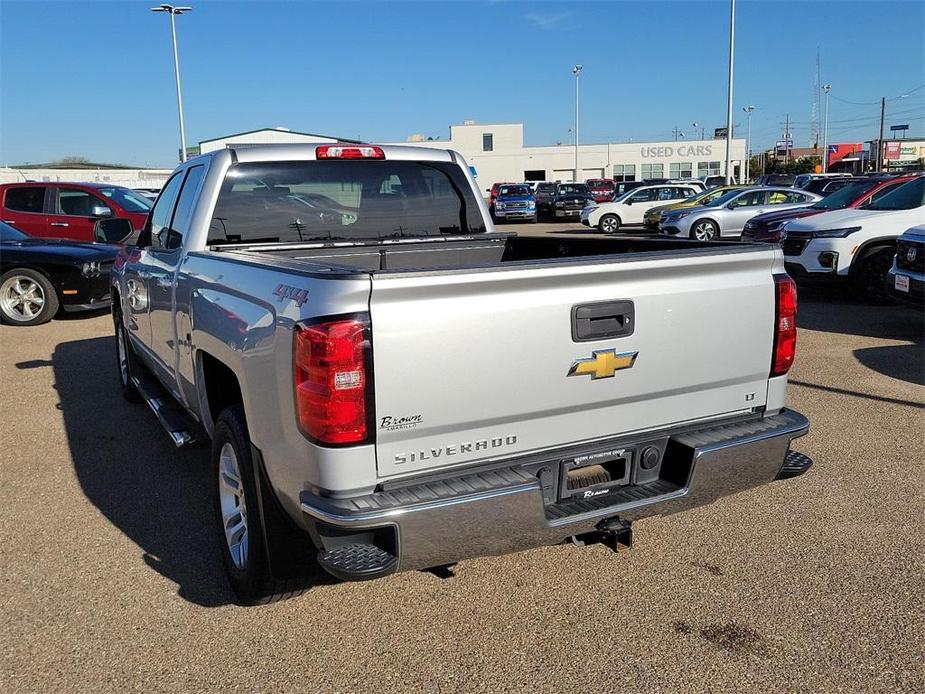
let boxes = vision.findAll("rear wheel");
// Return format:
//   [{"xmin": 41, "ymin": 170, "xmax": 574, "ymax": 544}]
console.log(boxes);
[
  {"xmin": 213, "ymin": 405, "xmax": 306, "ymax": 605},
  {"xmin": 598, "ymin": 214, "xmax": 621, "ymax": 234},
  {"xmin": 0, "ymin": 269, "xmax": 58, "ymax": 326},
  {"xmin": 852, "ymin": 247, "xmax": 895, "ymax": 303},
  {"xmin": 690, "ymin": 219, "xmax": 718, "ymax": 241}
]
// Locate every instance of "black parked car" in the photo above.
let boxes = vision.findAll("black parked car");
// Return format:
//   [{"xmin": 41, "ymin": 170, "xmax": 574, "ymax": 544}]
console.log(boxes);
[
  {"xmin": 534, "ymin": 182, "xmax": 558, "ymax": 216},
  {"xmin": 755, "ymin": 174, "xmax": 796, "ymax": 187},
  {"xmin": 551, "ymin": 183, "xmax": 595, "ymax": 220},
  {"xmin": 0, "ymin": 221, "xmax": 121, "ymax": 325}
]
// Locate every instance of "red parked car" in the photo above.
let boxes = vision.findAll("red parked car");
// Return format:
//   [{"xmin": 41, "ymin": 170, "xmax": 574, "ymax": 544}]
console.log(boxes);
[
  {"xmin": 741, "ymin": 174, "xmax": 921, "ymax": 243},
  {"xmin": 0, "ymin": 182, "xmax": 152, "ymax": 243},
  {"xmin": 586, "ymin": 178, "xmax": 615, "ymax": 203}
]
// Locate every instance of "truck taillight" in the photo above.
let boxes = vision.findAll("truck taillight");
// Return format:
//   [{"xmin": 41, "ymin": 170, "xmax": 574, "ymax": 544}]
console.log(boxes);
[
  {"xmin": 771, "ymin": 274, "xmax": 797, "ymax": 376},
  {"xmin": 315, "ymin": 145, "xmax": 385, "ymax": 160},
  {"xmin": 294, "ymin": 317, "xmax": 370, "ymax": 445}
]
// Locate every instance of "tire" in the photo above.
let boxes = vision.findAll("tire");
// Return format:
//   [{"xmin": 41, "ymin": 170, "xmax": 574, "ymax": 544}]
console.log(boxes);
[
  {"xmin": 598, "ymin": 214, "xmax": 621, "ymax": 234},
  {"xmin": 0, "ymin": 268, "xmax": 59, "ymax": 326},
  {"xmin": 852, "ymin": 247, "xmax": 895, "ymax": 304},
  {"xmin": 114, "ymin": 310, "xmax": 143, "ymax": 403},
  {"xmin": 213, "ymin": 405, "xmax": 305, "ymax": 605},
  {"xmin": 530, "ymin": 215, "xmax": 538, "ymax": 224},
  {"xmin": 690, "ymin": 219, "xmax": 719, "ymax": 241}
]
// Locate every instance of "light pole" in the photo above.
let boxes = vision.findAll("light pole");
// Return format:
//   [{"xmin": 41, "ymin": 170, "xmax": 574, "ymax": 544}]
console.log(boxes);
[
  {"xmin": 151, "ymin": 4, "xmax": 192, "ymax": 162},
  {"xmin": 742, "ymin": 106, "xmax": 755, "ymax": 182},
  {"xmin": 821, "ymin": 84, "xmax": 832, "ymax": 172},
  {"xmin": 724, "ymin": 0, "xmax": 735, "ymax": 184},
  {"xmin": 572, "ymin": 64, "xmax": 582, "ymax": 182}
]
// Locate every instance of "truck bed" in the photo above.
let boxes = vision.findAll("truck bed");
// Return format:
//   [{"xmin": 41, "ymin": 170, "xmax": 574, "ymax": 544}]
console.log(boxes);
[{"xmin": 210, "ymin": 232, "xmax": 756, "ymax": 274}]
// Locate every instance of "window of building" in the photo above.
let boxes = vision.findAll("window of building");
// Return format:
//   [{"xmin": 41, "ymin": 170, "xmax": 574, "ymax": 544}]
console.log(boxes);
[
  {"xmin": 613, "ymin": 164, "xmax": 636, "ymax": 182},
  {"xmin": 641, "ymin": 163, "xmax": 664, "ymax": 180},
  {"xmin": 669, "ymin": 162, "xmax": 693, "ymax": 179},
  {"xmin": 3, "ymin": 187, "xmax": 45, "ymax": 213},
  {"xmin": 523, "ymin": 169, "xmax": 546, "ymax": 181},
  {"xmin": 482, "ymin": 133, "xmax": 493, "ymax": 152},
  {"xmin": 697, "ymin": 161, "xmax": 721, "ymax": 177}
]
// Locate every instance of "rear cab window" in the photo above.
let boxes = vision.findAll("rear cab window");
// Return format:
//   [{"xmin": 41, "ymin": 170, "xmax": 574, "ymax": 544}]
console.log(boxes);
[
  {"xmin": 209, "ymin": 160, "xmax": 485, "ymax": 244},
  {"xmin": 4, "ymin": 186, "xmax": 46, "ymax": 213}
]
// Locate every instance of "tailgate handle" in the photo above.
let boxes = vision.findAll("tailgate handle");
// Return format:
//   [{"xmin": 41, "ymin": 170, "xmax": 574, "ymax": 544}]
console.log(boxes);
[{"xmin": 571, "ymin": 300, "xmax": 635, "ymax": 342}]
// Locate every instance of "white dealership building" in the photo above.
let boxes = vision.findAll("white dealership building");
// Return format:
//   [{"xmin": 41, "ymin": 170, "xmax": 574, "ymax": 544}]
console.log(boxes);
[
  {"xmin": 195, "ymin": 123, "xmax": 747, "ymax": 190},
  {"xmin": 399, "ymin": 121, "xmax": 746, "ymax": 189}
]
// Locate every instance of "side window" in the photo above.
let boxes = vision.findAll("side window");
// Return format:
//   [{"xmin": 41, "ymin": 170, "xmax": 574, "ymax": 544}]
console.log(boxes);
[
  {"xmin": 57, "ymin": 188, "xmax": 111, "ymax": 217},
  {"xmin": 731, "ymin": 190, "xmax": 766, "ymax": 207},
  {"xmin": 4, "ymin": 187, "xmax": 46, "ymax": 213},
  {"xmin": 767, "ymin": 191, "xmax": 789, "ymax": 204},
  {"xmin": 680, "ymin": 188, "xmax": 697, "ymax": 198},
  {"xmin": 656, "ymin": 187, "xmax": 674, "ymax": 201},
  {"xmin": 868, "ymin": 183, "xmax": 901, "ymax": 204},
  {"xmin": 145, "ymin": 172, "xmax": 184, "ymax": 250},
  {"xmin": 152, "ymin": 166, "xmax": 204, "ymax": 251},
  {"xmin": 630, "ymin": 188, "xmax": 655, "ymax": 203}
]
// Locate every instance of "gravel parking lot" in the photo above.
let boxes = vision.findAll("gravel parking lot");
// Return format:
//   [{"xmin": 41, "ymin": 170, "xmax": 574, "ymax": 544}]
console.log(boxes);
[{"xmin": 2, "ymin": 225, "xmax": 923, "ymax": 693}]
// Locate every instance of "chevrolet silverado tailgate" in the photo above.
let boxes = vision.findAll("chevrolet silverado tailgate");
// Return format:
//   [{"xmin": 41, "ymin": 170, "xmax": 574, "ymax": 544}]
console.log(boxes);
[{"xmin": 369, "ymin": 248, "xmax": 777, "ymax": 478}]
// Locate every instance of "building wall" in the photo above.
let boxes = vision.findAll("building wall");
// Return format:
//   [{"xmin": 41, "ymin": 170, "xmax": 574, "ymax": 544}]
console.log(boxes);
[
  {"xmin": 395, "ymin": 122, "xmax": 746, "ymax": 189},
  {"xmin": 0, "ymin": 167, "xmax": 173, "ymax": 188},
  {"xmin": 199, "ymin": 129, "xmax": 338, "ymax": 153}
]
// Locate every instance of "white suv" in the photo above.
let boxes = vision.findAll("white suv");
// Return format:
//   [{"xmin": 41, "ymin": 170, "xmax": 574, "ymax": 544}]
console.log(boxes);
[
  {"xmin": 781, "ymin": 176, "xmax": 925, "ymax": 301},
  {"xmin": 580, "ymin": 184, "xmax": 700, "ymax": 233}
]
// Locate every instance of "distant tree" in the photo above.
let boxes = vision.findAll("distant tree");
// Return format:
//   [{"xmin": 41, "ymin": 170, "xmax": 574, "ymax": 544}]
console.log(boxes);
[{"xmin": 55, "ymin": 156, "xmax": 91, "ymax": 166}]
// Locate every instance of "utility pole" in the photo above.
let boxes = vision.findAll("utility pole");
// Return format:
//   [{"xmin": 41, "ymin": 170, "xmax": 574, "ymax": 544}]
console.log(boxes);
[
  {"xmin": 784, "ymin": 113, "xmax": 791, "ymax": 164},
  {"xmin": 672, "ymin": 126, "xmax": 685, "ymax": 141},
  {"xmin": 692, "ymin": 122, "xmax": 705, "ymax": 140},
  {"xmin": 573, "ymin": 65, "xmax": 582, "ymax": 182},
  {"xmin": 821, "ymin": 85, "xmax": 831, "ymax": 172},
  {"xmin": 877, "ymin": 96, "xmax": 886, "ymax": 172},
  {"xmin": 723, "ymin": 0, "xmax": 736, "ymax": 184},
  {"xmin": 742, "ymin": 106, "xmax": 755, "ymax": 182}
]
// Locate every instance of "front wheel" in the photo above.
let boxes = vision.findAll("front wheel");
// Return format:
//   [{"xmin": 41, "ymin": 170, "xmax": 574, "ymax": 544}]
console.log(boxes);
[
  {"xmin": 690, "ymin": 220, "xmax": 719, "ymax": 241},
  {"xmin": 852, "ymin": 248, "xmax": 895, "ymax": 303},
  {"xmin": 115, "ymin": 316, "xmax": 143, "ymax": 403},
  {"xmin": 598, "ymin": 214, "xmax": 621, "ymax": 234},
  {"xmin": 0, "ymin": 269, "xmax": 59, "ymax": 326}
]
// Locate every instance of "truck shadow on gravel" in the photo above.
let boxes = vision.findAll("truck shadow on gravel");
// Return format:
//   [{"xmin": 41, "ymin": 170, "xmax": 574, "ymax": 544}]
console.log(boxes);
[{"xmin": 42, "ymin": 335, "xmax": 237, "ymax": 607}]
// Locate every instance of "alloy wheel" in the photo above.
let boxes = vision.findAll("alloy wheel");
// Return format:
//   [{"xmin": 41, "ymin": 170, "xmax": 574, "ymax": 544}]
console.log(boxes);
[
  {"xmin": 0, "ymin": 276, "xmax": 46, "ymax": 323},
  {"xmin": 218, "ymin": 443, "xmax": 249, "ymax": 570}
]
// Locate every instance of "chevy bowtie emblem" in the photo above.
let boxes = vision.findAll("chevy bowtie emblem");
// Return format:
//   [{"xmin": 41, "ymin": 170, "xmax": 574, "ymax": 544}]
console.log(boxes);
[{"xmin": 568, "ymin": 349, "xmax": 639, "ymax": 380}]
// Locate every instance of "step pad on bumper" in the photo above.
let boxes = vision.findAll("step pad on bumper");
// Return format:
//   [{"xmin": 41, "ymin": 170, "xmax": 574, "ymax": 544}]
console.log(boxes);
[
  {"xmin": 317, "ymin": 543, "xmax": 398, "ymax": 581},
  {"xmin": 776, "ymin": 450, "xmax": 814, "ymax": 479}
]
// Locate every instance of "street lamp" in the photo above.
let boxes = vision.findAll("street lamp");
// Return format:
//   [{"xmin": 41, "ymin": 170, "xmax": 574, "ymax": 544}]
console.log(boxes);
[
  {"xmin": 572, "ymin": 64, "xmax": 582, "ymax": 182},
  {"xmin": 821, "ymin": 84, "xmax": 832, "ymax": 173},
  {"xmin": 742, "ymin": 106, "xmax": 756, "ymax": 182},
  {"xmin": 724, "ymin": 0, "xmax": 736, "ymax": 184},
  {"xmin": 692, "ymin": 122, "xmax": 705, "ymax": 140},
  {"xmin": 151, "ymin": 4, "xmax": 192, "ymax": 162}
]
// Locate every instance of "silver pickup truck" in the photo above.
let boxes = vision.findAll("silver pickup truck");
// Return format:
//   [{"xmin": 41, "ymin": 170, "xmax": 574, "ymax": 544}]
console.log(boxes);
[{"xmin": 112, "ymin": 143, "xmax": 813, "ymax": 604}]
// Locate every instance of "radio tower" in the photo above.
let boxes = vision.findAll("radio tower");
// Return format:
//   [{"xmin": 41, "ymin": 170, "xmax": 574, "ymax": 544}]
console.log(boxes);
[{"xmin": 810, "ymin": 48, "xmax": 821, "ymax": 148}]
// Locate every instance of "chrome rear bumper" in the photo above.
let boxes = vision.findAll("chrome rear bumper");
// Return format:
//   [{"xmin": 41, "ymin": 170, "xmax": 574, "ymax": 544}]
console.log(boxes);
[{"xmin": 300, "ymin": 409, "xmax": 810, "ymax": 574}]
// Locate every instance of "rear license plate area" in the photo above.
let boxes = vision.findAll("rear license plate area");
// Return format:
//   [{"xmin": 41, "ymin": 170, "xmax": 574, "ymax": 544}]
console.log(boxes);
[{"xmin": 559, "ymin": 448, "xmax": 632, "ymax": 502}]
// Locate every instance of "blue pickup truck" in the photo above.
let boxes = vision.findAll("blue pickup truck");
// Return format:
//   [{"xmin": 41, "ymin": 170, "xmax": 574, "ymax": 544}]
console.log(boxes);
[{"xmin": 491, "ymin": 184, "xmax": 537, "ymax": 223}]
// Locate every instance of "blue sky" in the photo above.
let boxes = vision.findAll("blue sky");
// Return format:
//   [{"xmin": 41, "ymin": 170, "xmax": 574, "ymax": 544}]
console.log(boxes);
[{"xmin": 1, "ymin": 0, "xmax": 923, "ymax": 167}]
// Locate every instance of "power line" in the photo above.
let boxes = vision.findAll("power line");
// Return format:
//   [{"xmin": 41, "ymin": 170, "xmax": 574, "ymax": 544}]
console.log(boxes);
[{"xmin": 829, "ymin": 83, "xmax": 925, "ymax": 106}]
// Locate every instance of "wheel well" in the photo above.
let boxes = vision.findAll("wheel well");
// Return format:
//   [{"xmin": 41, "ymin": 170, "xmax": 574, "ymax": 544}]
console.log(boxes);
[
  {"xmin": 600, "ymin": 212, "xmax": 621, "ymax": 224},
  {"xmin": 850, "ymin": 240, "xmax": 895, "ymax": 275},
  {"xmin": 200, "ymin": 352, "xmax": 243, "ymax": 424}
]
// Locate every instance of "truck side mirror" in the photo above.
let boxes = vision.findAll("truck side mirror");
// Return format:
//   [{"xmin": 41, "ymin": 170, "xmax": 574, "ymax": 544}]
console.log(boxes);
[{"xmin": 94, "ymin": 218, "xmax": 135, "ymax": 244}]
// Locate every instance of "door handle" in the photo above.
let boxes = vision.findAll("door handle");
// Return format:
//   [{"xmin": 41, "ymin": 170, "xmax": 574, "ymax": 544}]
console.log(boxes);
[
  {"xmin": 571, "ymin": 300, "xmax": 635, "ymax": 342},
  {"xmin": 50, "ymin": 222, "xmax": 70, "ymax": 227}
]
